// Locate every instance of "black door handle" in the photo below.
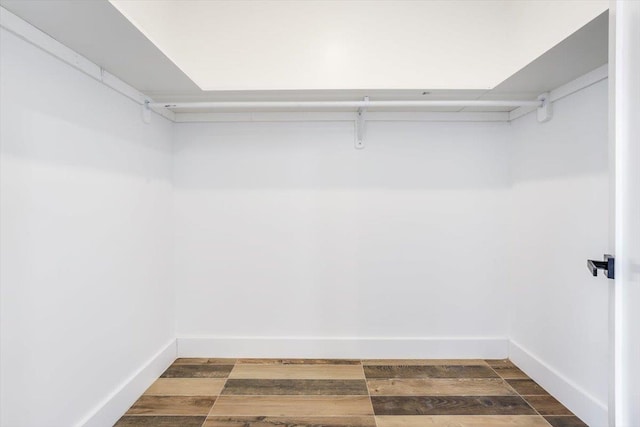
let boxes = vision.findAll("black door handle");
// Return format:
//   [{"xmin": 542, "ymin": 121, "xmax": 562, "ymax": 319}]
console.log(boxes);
[{"xmin": 587, "ymin": 254, "xmax": 615, "ymax": 279}]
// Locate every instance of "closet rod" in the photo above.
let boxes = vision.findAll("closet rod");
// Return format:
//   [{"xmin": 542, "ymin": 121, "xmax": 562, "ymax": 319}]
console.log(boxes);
[{"xmin": 149, "ymin": 99, "xmax": 542, "ymax": 110}]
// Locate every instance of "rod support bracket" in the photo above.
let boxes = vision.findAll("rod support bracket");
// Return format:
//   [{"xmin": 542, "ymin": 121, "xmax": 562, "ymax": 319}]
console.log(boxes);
[
  {"xmin": 537, "ymin": 92, "xmax": 552, "ymax": 123},
  {"xmin": 355, "ymin": 96, "xmax": 369, "ymax": 149},
  {"xmin": 142, "ymin": 99, "xmax": 152, "ymax": 124}
]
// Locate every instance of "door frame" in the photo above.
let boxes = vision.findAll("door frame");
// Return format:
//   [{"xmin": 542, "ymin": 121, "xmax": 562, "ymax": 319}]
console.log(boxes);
[{"xmin": 610, "ymin": 1, "xmax": 640, "ymax": 425}]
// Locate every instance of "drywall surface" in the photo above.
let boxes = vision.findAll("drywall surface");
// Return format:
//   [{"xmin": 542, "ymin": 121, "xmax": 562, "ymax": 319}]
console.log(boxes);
[
  {"xmin": 173, "ymin": 120, "xmax": 511, "ymax": 352},
  {"xmin": 0, "ymin": 29, "xmax": 174, "ymax": 427},
  {"xmin": 0, "ymin": 9, "xmax": 611, "ymax": 425},
  {"xmin": 509, "ymin": 79, "xmax": 609, "ymax": 425}
]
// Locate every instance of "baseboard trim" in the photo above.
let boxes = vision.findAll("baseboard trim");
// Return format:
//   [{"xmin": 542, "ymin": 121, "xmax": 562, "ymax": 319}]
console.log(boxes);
[
  {"xmin": 78, "ymin": 339, "xmax": 177, "ymax": 427},
  {"xmin": 509, "ymin": 340, "xmax": 608, "ymax": 427},
  {"xmin": 69, "ymin": 338, "xmax": 607, "ymax": 426},
  {"xmin": 176, "ymin": 336, "xmax": 508, "ymax": 359}
]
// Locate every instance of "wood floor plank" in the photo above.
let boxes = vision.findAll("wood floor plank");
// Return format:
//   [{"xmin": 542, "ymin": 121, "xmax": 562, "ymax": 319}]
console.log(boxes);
[
  {"xmin": 222, "ymin": 379, "xmax": 369, "ymax": 395},
  {"xmin": 524, "ymin": 396, "xmax": 574, "ymax": 416},
  {"xmin": 114, "ymin": 416, "xmax": 207, "ymax": 427},
  {"xmin": 485, "ymin": 359, "xmax": 517, "ymax": 368},
  {"xmin": 237, "ymin": 359, "xmax": 361, "ymax": 365},
  {"xmin": 229, "ymin": 364, "xmax": 365, "ymax": 379},
  {"xmin": 364, "ymin": 365, "xmax": 499, "ymax": 379},
  {"xmin": 506, "ymin": 379, "xmax": 549, "ymax": 396},
  {"xmin": 209, "ymin": 396, "xmax": 374, "ymax": 416},
  {"xmin": 145, "ymin": 378, "xmax": 226, "ymax": 396},
  {"xmin": 371, "ymin": 396, "xmax": 537, "ymax": 416},
  {"xmin": 117, "ymin": 358, "xmax": 577, "ymax": 424},
  {"xmin": 491, "ymin": 366, "xmax": 530, "ymax": 380},
  {"xmin": 544, "ymin": 416, "xmax": 589, "ymax": 427},
  {"xmin": 363, "ymin": 360, "xmax": 488, "ymax": 366},
  {"xmin": 375, "ymin": 415, "xmax": 552, "ymax": 426},
  {"xmin": 204, "ymin": 416, "xmax": 377, "ymax": 427},
  {"xmin": 126, "ymin": 396, "xmax": 216, "ymax": 416},
  {"xmin": 161, "ymin": 364, "xmax": 234, "ymax": 378},
  {"xmin": 173, "ymin": 358, "xmax": 237, "ymax": 365},
  {"xmin": 368, "ymin": 378, "xmax": 517, "ymax": 396}
]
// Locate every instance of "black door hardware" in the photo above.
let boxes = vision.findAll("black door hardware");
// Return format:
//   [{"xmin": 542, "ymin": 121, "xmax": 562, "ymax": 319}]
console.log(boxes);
[{"xmin": 587, "ymin": 254, "xmax": 615, "ymax": 279}]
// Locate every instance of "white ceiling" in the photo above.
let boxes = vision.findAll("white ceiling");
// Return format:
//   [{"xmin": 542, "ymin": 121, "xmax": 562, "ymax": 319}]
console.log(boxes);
[
  {"xmin": 0, "ymin": 0, "xmax": 608, "ymax": 110},
  {"xmin": 109, "ymin": 0, "xmax": 606, "ymax": 92}
]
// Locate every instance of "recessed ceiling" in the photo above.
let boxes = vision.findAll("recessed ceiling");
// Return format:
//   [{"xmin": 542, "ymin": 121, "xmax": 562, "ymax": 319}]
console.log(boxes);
[
  {"xmin": 108, "ymin": 0, "xmax": 606, "ymax": 92},
  {"xmin": 0, "ymin": 0, "xmax": 608, "ymax": 109}
]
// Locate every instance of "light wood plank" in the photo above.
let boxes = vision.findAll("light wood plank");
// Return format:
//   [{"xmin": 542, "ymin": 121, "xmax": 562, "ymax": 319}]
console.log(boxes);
[
  {"xmin": 145, "ymin": 378, "xmax": 226, "ymax": 396},
  {"xmin": 368, "ymin": 378, "xmax": 517, "ymax": 396},
  {"xmin": 485, "ymin": 359, "xmax": 516, "ymax": 368},
  {"xmin": 209, "ymin": 396, "xmax": 374, "ymax": 416},
  {"xmin": 229, "ymin": 364, "xmax": 365, "ymax": 379},
  {"xmin": 376, "ymin": 415, "xmax": 552, "ymax": 426},
  {"xmin": 126, "ymin": 396, "xmax": 216, "ymax": 416}
]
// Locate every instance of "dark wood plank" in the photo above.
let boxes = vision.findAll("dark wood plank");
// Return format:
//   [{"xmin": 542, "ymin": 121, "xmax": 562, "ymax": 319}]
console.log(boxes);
[
  {"xmin": 524, "ymin": 395, "xmax": 574, "ymax": 415},
  {"xmin": 544, "ymin": 416, "xmax": 589, "ymax": 427},
  {"xmin": 364, "ymin": 365, "xmax": 499, "ymax": 379},
  {"xmin": 375, "ymin": 415, "xmax": 553, "ymax": 426},
  {"xmin": 174, "ymin": 358, "xmax": 236, "ymax": 365},
  {"xmin": 363, "ymin": 359, "xmax": 487, "ymax": 366},
  {"xmin": 237, "ymin": 359, "xmax": 361, "ymax": 365},
  {"xmin": 204, "ymin": 416, "xmax": 376, "ymax": 426},
  {"xmin": 161, "ymin": 364, "xmax": 234, "ymax": 378},
  {"xmin": 229, "ymin": 364, "xmax": 364, "ymax": 379},
  {"xmin": 126, "ymin": 395, "xmax": 216, "ymax": 415},
  {"xmin": 506, "ymin": 379, "xmax": 549, "ymax": 395},
  {"xmin": 222, "ymin": 379, "xmax": 369, "ymax": 395},
  {"xmin": 491, "ymin": 366, "xmax": 530, "ymax": 379},
  {"xmin": 114, "ymin": 416, "xmax": 206, "ymax": 427},
  {"xmin": 367, "ymin": 378, "xmax": 517, "ymax": 396},
  {"xmin": 371, "ymin": 395, "xmax": 537, "ymax": 416}
]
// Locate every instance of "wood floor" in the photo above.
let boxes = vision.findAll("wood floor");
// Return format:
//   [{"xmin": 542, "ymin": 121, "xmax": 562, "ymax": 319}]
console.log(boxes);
[{"xmin": 115, "ymin": 358, "xmax": 588, "ymax": 427}]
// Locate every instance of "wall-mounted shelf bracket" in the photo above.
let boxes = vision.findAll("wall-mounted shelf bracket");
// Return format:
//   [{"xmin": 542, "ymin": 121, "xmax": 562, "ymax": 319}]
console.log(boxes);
[
  {"xmin": 142, "ymin": 100, "xmax": 152, "ymax": 124},
  {"xmin": 355, "ymin": 96, "xmax": 370, "ymax": 149},
  {"xmin": 537, "ymin": 92, "xmax": 553, "ymax": 123}
]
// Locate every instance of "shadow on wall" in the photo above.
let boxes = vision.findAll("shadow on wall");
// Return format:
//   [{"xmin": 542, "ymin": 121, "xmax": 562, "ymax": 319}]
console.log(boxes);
[
  {"xmin": 0, "ymin": 28, "xmax": 172, "ymax": 181},
  {"xmin": 510, "ymin": 79, "xmax": 608, "ymax": 184},
  {"xmin": 173, "ymin": 121, "xmax": 512, "ymax": 191}
]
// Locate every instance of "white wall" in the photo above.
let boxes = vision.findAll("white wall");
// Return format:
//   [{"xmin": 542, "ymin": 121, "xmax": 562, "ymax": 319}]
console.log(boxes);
[
  {"xmin": 0, "ymin": 29, "xmax": 175, "ymax": 427},
  {"xmin": 171, "ymin": 81, "xmax": 611, "ymax": 423},
  {"xmin": 508, "ymin": 79, "xmax": 610, "ymax": 426},
  {"xmin": 0, "ymin": 12, "xmax": 611, "ymax": 426},
  {"xmin": 173, "ymin": 120, "xmax": 511, "ymax": 355}
]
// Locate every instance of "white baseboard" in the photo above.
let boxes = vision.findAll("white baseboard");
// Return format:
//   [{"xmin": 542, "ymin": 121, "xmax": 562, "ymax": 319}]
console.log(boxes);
[
  {"xmin": 78, "ymin": 339, "xmax": 177, "ymax": 427},
  {"xmin": 177, "ymin": 336, "xmax": 509, "ymax": 359},
  {"xmin": 509, "ymin": 340, "xmax": 608, "ymax": 427},
  {"xmin": 68, "ymin": 337, "xmax": 608, "ymax": 427}
]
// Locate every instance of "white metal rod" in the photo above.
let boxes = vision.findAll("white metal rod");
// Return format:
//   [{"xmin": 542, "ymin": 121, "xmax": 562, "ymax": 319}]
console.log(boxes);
[{"xmin": 150, "ymin": 99, "xmax": 542, "ymax": 110}]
